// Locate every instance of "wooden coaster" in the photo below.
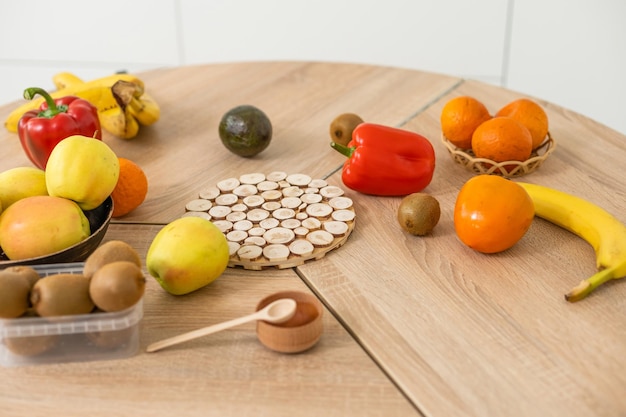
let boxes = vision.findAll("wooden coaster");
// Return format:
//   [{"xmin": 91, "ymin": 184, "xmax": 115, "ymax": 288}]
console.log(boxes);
[{"xmin": 183, "ymin": 172, "xmax": 356, "ymax": 270}]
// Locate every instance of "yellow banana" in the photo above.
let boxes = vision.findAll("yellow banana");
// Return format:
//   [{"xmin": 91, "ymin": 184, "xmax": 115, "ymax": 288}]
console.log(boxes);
[
  {"xmin": 54, "ymin": 72, "xmax": 159, "ymax": 125},
  {"xmin": 518, "ymin": 182, "xmax": 626, "ymax": 302},
  {"xmin": 72, "ymin": 84, "xmax": 139, "ymax": 139},
  {"xmin": 52, "ymin": 72, "xmax": 91, "ymax": 90},
  {"xmin": 110, "ymin": 79, "xmax": 160, "ymax": 126},
  {"xmin": 127, "ymin": 91, "xmax": 160, "ymax": 126},
  {"xmin": 4, "ymin": 72, "xmax": 157, "ymax": 137},
  {"xmin": 64, "ymin": 72, "xmax": 160, "ymax": 128},
  {"xmin": 51, "ymin": 71, "xmax": 144, "ymax": 91},
  {"xmin": 100, "ymin": 104, "xmax": 139, "ymax": 139}
]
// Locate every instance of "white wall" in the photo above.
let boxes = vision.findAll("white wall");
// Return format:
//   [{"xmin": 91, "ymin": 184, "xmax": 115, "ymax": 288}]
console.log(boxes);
[{"xmin": 1, "ymin": 0, "xmax": 624, "ymax": 135}]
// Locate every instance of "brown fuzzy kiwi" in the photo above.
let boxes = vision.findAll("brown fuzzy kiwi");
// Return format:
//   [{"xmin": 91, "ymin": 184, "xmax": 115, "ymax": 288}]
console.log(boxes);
[
  {"xmin": 4, "ymin": 335, "xmax": 58, "ymax": 357},
  {"xmin": 2, "ymin": 265, "xmax": 41, "ymax": 287},
  {"xmin": 83, "ymin": 240, "xmax": 141, "ymax": 278},
  {"xmin": 397, "ymin": 193, "xmax": 441, "ymax": 236},
  {"xmin": 89, "ymin": 261, "xmax": 145, "ymax": 312},
  {"xmin": 0, "ymin": 269, "xmax": 33, "ymax": 318},
  {"xmin": 30, "ymin": 274, "xmax": 95, "ymax": 317},
  {"xmin": 329, "ymin": 113, "xmax": 364, "ymax": 146}
]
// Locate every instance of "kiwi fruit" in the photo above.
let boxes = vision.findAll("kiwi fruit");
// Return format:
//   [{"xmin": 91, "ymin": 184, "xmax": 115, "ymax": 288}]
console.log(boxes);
[
  {"xmin": 89, "ymin": 261, "xmax": 145, "ymax": 312},
  {"xmin": 330, "ymin": 113, "xmax": 364, "ymax": 146},
  {"xmin": 0, "ymin": 269, "xmax": 33, "ymax": 318},
  {"xmin": 83, "ymin": 240, "xmax": 141, "ymax": 278},
  {"xmin": 397, "ymin": 193, "xmax": 441, "ymax": 236},
  {"xmin": 218, "ymin": 104, "xmax": 272, "ymax": 157},
  {"xmin": 4, "ymin": 334, "xmax": 58, "ymax": 357},
  {"xmin": 2, "ymin": 265, "xmax": 41, "ymax": 287},
  {"xmin": 30, "ymin": 274, "xmax": 95, "ymax": 317}
]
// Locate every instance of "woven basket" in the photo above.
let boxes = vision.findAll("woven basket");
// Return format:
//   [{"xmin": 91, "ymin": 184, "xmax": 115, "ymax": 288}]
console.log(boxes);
[{"xmin": 441, "ymin": 132, "xmax": 556, "ymax": 178}]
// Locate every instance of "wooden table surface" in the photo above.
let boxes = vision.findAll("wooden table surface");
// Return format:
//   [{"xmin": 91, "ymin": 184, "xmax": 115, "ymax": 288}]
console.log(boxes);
[{"xmin": 0, "ymin": 62, "xmax": 625, "ymax": 417}]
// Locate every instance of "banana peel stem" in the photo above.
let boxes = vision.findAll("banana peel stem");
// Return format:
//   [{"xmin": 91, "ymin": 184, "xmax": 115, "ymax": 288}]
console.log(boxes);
[{"xmin": 565, "ymin": 263, "xmax": 624, "ymax": 302}]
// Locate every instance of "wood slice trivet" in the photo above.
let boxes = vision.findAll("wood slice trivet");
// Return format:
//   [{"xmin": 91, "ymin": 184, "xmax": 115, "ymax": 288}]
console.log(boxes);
[{"xmin": 182, "ymin": 171, "xmax": 356, "ymax": 270}]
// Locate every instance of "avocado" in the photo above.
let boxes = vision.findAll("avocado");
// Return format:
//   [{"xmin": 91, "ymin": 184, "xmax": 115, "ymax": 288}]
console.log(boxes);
[{"xmin": 219, "ymin": 105, "xmax": 272, "ymax": 157}]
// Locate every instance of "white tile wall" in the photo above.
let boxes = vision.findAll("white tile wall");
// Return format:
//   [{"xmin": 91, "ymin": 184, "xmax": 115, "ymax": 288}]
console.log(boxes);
[{"xmin": 1, "ymin": 0, "xmax": 624, "ymax": 134}]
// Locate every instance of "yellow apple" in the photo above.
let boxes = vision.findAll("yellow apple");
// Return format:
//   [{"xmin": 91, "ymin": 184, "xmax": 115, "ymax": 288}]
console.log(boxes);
[
  {"xmin": 146, "ymin": 217, "xmax": 229, "ymax": 295},
  {"xmin": 45, "ymin": 135, "xmax": 119, "ymax": 210},
  {"xmin": 0, "ymin": 166, "xmax": 48, "ymax": 210},
  {"xmin": 0, "ymin": 196, "xmax": 90, "ymax": 260}
]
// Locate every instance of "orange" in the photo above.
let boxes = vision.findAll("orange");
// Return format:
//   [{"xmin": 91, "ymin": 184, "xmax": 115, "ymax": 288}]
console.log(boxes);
[
  {"xmin": 454, "ymin": 175, "xmax": 534, "ymax": 254},
  {"xmin": 495, "ymin": 98, "xmax": 548, "ymax": 149},
  {"xmin": 440, "ymin": 96, "xmax": 492, "ymax": 149},
  {"xmin": 110, "ymin": 158, "xmax": 148, "ymax": 217},
  {"xmin": 471, "ymin": 117, "xmax": 533, "ymax": 164}
]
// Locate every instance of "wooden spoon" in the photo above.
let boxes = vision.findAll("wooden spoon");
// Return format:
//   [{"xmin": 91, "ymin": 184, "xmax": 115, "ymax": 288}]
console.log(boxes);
[{"xmin": 146, "ymin": 298, "xmax": 297, "ymax": 353}]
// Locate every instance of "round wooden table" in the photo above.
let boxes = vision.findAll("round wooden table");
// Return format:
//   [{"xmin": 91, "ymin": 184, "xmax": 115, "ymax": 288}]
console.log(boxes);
[{"xmin": 1, "ymin": 62, "xmax": 625, "ymax": 417}]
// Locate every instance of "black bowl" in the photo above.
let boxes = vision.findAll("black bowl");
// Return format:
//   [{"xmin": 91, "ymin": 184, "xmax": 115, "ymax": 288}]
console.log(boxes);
[{"xmin": 0, "ymin": 197, "xmax": 113, "ymax": 268}]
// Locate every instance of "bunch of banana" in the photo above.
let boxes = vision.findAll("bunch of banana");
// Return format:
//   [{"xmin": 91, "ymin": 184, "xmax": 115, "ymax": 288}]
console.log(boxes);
[
  {"xmin": 4, "ymin": 72, "xmax": 160, "ymax": 139},
  {"xmin": 518, "ymin": 182, "xmax": 626, "ymax": 302}
]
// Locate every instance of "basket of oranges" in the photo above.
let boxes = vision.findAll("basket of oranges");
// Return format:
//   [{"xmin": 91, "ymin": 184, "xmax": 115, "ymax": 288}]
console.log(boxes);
[{"xmin": 440, "ymin": 96, "xmax": 556, "ymax": 177}]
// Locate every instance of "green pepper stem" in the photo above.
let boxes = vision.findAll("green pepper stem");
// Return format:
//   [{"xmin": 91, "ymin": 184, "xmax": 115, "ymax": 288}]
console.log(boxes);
[
  {"xmin": 23, "ymin": 87, "xmax": 68, "ymax": 118},
  {"xmin": 330, "ymin": 141, "xmax": 356, "ymax": 158}
]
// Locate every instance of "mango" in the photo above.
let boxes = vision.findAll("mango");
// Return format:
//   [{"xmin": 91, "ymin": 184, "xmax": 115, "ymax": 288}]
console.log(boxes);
[
  {"xmin": 0, "ymin": 166, "xmax": 48, "ymax": 210},
  {"xmin": 0, "ymin": 195, "xmax": 90, "ymax": 260},
  {"xmin": 146, "ymin": 217, "xmax": 229, "ymax": 295},
  {"xmin": 45, "ymin": 135, "xmax": 120, "ymax": 210}
]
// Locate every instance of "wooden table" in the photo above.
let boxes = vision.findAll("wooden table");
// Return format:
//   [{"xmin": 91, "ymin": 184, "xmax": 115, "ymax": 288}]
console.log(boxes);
[{"xmin": 1, "ymin": 62, "xmax": 625, "ymax": 417}]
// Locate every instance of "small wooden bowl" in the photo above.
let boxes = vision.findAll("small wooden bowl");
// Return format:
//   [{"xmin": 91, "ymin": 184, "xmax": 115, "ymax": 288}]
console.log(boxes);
[
  {"xmin": 0, "ymin": 197, "xmax": 113, "ymax": 267},
  {"xmin": 256, "ymin": 290, "xmax": 324, "ymax": 353}
]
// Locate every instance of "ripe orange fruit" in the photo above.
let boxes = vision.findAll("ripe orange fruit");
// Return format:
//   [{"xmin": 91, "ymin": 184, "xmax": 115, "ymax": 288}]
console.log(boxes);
[
  {"xmin": 454, "ymin": 175, "xmax": 534, "ymax": 254},
  {"xmin": 110, "ymin": 158, "xmax": 148, "ymax": 218},
  {"xmin": 471, "ymin": 117, "xmax": 533, "ymax": 163},
  {"xmin": 495, "ymin": 98, "xmax": 548, "ymax": 149},
  {"xmin": 440, "ymin": 96, "xmax": 492, "ymax": 149}
]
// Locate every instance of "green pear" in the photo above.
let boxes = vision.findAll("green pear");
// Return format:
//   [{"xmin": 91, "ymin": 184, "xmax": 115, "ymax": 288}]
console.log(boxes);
[
  {"xmin": 0, "ymin": 195, "xmax": 90, "ymax": 260},
  {"xmin": 0, "ymin": 166, "xmax": 48, "ymax": 210},
  {"xmin": 146, "ymin": 217, "xmax": 229, "ymax": 295},
  {"xmin": 45, "ymin": 135, "xmax": 119, "ymax": 210}
]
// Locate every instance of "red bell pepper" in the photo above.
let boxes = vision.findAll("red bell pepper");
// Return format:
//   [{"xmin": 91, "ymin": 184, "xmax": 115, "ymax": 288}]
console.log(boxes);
[
  {"xmin": 17, "ymin": 87, "xmax": 102, "ymax": 169},
  {"xmin": 331, "ymin": 123, "xmax": 435, "ymax": 196}
]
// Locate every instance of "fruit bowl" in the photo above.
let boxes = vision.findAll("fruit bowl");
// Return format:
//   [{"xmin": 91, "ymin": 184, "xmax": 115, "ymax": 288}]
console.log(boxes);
[
  {"xmin": 0, "ymin": 197, "xmax": 113, "ymax": 267},
  {"xmin": 441, "ymin": 132, "xmax": 556, "ymax": 177}
]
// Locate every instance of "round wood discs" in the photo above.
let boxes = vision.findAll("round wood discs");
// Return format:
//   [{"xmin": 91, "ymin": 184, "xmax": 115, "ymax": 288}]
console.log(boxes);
[{"xmin": 183, "ymin": 172, "xmax": 356, "ymax": 270}]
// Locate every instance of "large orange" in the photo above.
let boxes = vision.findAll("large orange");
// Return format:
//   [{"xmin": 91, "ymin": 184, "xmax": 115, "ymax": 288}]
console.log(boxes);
[
  {"xmin": 440, "ymin": 96, "xmax": 492, "ymax": 149},
  {"xmin": 110, "ymin": 158, "xmax": 148, "ymax": 217},
  {"xmin": 495, "ymin": 98, "xmax": 548, "ymax": 149},
  {"xmin": 454, "ymin": 175, "xmax": 534, "ymax": 254},
  {"xmin": 471, "ymin": 117, "xmax": 533, "ymax": 163}
]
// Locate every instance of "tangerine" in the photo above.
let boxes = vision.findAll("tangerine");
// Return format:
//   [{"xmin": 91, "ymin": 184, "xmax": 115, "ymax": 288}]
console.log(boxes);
[
  {"xmin": 440, "ymin": 96, "xmax": 492, "ymax": 149},
  {"xmin": 110, "ymin": 158, "xmax": 148, "ymax": 217},
  {"xmin": 471, "ymin": 117, "xmax": 533, "ymax": 164},
  {"xmin": 454, "ymin": 175, "xmax": 534, "ymax": 254},
  {"xmin": 495, "ymin": 98, "xmax": 548, "ymax": 149}
]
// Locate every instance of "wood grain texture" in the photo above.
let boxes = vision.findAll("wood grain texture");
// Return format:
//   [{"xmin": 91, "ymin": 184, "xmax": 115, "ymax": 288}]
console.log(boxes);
[
  {"xmin": 299, "ymin": 79, "xmax": 626, "ymax": 417},
  {"xmin": 1, "ymin": 63, "xmax": 625, "ymax": 417},
  {"xmin": 0, "ymin": 224, "xmax": 417, "ymax": 417},
  {"xmin": 28, "ymin": 61, "xmax": 457, "ymax": 224}
]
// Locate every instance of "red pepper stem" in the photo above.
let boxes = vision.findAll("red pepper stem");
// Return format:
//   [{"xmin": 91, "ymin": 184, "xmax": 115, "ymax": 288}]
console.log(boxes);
[
  {"xmin": 330, "ymin": 141, "xmax": 356, "ymax": 158},
  {"xmin": 23, "ymin": 87, "xmax": 68, "ymax": 118}
]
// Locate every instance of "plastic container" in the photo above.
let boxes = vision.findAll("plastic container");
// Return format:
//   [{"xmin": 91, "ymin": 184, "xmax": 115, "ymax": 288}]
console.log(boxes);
[{"xmin": 0, "ymin": 263, "xmax": 143, "ymax": 367}]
